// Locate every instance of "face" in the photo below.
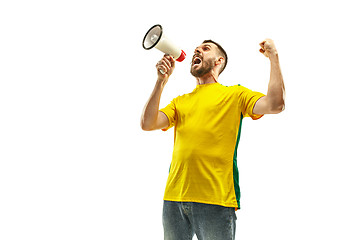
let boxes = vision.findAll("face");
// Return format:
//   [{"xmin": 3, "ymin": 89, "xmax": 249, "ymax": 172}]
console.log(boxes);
[{"xmin": 190, "ymin": 43, "xmax": 218, "ymax": 78}]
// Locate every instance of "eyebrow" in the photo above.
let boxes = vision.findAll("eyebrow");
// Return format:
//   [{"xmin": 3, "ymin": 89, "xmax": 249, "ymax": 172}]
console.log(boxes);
[{"xmin": 203, "ymin": 44, "xmax": 212, "ymax": 48}]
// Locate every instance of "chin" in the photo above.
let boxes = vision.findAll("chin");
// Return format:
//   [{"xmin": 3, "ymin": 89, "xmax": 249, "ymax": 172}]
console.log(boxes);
[{"xmin": 191, "ymin": 65, "xmax": 210, "ymax": 78}]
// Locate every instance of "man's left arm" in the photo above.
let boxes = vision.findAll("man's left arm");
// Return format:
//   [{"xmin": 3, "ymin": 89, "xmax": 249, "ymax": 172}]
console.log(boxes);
[{"xmin": 253, "ymin": 39, "xmax": 285, "ymax": 115}]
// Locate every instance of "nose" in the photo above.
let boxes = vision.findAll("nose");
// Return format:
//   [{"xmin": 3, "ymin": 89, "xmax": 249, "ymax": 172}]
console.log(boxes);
[{"xmin": 194, "ymin": 47, "xmax": 201, "ymax": 54}]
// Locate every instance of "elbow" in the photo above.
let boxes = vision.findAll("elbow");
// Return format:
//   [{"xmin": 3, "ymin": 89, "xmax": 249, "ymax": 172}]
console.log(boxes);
[
  {"xmin": 266, "ymin": 98, "xmax": 285, "ymax": 114},
  {"xmin": 140, "ymin": 122, "xmax": 152, "ymax": 131},
  {"xmin": 140, "ymin": 120, "xmax": 155, "ymax": 131},
  {"xmin": 270, "ymin": 102, "xmax": 285, "ymax": 114},
  {"xmin": 141, "ymin": 127, "xmax": 154, "ymax": 131},
  {"xmin": 141, "ymin": 125, "xmax": 149, "ymax": 131}
]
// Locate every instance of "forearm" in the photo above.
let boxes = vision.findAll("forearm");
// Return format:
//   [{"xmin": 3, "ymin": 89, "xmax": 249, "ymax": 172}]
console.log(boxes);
[
  {"xmin": 266, "ymin": 53, "xmax": 285, "ymax": 112},
  {"xmin": 140, "ymin": 78, "xmax": 166, "ymax": 130}
]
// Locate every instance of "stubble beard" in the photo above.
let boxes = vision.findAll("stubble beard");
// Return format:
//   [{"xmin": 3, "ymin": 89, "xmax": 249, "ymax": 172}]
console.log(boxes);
[{"xmin": 190, "ymin": 58, "xmax": 215, "ymax": 78}]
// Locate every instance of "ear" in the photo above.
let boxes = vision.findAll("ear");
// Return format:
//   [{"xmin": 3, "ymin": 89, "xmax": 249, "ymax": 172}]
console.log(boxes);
[{"xmin": 215, "ymin": 57, "xmax": 225, "ymax": 66}]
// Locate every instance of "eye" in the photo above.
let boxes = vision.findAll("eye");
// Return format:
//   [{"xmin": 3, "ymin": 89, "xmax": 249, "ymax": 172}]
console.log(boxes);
[{"xmin": 203, "ymin": 47, "xmax": 210, "ymax": 51}]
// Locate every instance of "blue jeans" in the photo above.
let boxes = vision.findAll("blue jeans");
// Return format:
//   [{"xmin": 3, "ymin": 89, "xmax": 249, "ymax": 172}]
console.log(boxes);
[{"xmin": 163, "ymin": 201, "xmax": 237, "ymax": 240}]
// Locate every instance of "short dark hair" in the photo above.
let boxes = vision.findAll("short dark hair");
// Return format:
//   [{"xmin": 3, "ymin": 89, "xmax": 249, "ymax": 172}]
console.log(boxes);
[{"xmin": 202, "ymin": 40, "xmax": 228, "ymax": 75}]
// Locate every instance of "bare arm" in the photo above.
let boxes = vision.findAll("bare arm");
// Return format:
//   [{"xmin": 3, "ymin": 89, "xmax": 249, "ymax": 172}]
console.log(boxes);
[
  {"xmin": 253, "ymin": 39, "xmax": 285, "ymax": 115},
  {"xmin": 140, "ymin": 80, "xmax": 170, "ymax": 131},
  {"xmin": 140, "ymin": 55, "xmax": 175, "ymax": 131}
]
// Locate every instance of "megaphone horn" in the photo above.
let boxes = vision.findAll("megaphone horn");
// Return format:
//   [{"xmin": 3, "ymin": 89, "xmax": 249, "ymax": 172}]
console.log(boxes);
[{"xmin": 142, "ymin": 24, "xmax": 186, "ymax": 63}]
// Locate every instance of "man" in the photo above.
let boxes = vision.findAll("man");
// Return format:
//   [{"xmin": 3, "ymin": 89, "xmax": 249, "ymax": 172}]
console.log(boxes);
[{"xmin": 141, "ymin": 39, "xmax": 285, "ymax": 240}]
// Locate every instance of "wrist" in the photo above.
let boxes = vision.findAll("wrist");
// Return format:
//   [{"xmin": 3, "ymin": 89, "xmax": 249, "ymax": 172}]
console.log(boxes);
[
  {"xmin": 156, "ymin": 76, "xmax": 168, "ymax": 88},
  {"xmin": 269, "ymin": 52, "xmax": 279, "ymax": 61}
]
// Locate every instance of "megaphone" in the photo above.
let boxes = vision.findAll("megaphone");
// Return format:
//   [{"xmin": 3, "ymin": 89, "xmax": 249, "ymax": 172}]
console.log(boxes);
[{"xmin": 142, "ymin": 24, "xmax": 186, "ymax": 73}]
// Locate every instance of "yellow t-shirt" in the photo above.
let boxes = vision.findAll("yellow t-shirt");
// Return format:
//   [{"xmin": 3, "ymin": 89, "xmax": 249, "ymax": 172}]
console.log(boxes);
[{"xmin": 160, "ymin": 83, "xmax": 265, "ymax": 209}]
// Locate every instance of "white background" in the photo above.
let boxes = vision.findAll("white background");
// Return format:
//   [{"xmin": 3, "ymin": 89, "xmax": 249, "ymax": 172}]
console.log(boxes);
[{"xmin": 1, "ymin": 0, "xmax": 359, "ymax": 239}]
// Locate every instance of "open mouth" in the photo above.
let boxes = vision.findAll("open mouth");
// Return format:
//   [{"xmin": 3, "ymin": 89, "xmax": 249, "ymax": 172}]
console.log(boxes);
[{"xmin": 192, "ymin": 57, "xmax": 202, "ymax": 66}]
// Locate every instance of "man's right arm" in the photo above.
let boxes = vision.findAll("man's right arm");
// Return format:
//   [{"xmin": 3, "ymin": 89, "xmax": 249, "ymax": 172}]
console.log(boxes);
[{"xmin": 140, "ymin": 55, "xmax": 175, "ymax": 131}]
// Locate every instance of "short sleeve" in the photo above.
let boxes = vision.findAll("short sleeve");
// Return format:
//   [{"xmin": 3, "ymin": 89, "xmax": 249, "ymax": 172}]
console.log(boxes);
[
  {"xmin": 237, "ymin": 85, "xmax": 266, "ymax": 120},
  {"xmin": 159, "ymin": 99, "xmax": 177, "ymax": 131}
]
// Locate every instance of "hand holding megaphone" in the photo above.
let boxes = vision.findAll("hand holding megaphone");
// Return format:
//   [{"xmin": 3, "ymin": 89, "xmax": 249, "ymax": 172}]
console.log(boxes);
[
  {"xmin": 142, "ymin": 24, "xmax": 186, "ymax": 75},
  {"xmin": 156, "ymin": 54, "xmax": 175, "ymax": 77}
]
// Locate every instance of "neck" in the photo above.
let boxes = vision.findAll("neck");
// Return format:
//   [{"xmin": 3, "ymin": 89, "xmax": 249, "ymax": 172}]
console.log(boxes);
[{"xmin": 196, "ymin": 71, "xmax": 218, "ymax": 85}]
